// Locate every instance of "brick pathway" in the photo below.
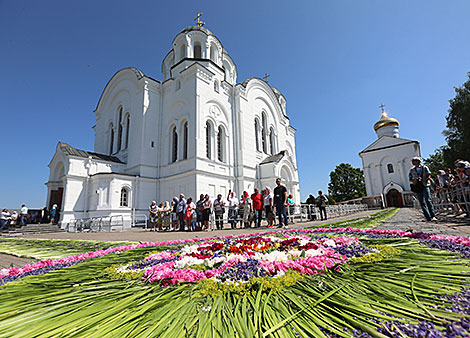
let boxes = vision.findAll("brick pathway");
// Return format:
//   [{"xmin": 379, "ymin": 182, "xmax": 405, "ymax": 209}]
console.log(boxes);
[{"xmin": 377, "ymin": 208, "xmax": 470, "ymax": 236}]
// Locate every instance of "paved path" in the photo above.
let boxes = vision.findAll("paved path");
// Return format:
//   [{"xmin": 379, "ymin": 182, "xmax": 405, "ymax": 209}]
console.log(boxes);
[
  {"xmin": 15, "ymin": 209, "xmax": 380, "ymax": 243},
  {"xmin": 0, "ymin": 254, "xmax": 35, "ymax": 269},
  {"xmin": 377, "ymin": 208, "xmax": 470, "ymax": 236}
]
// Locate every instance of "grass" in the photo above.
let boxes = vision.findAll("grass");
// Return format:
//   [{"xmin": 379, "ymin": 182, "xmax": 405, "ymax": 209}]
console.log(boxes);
[
  {"xmin": 0, "ymin": 230, "xmax": 470, "ymax": 337},
  {"xmin": 0, "ymin": 238, "xmax": 134, "ymax": 260},
  {"xmin": 306, "ymin": 208, "xmax": 399, "ymax": 229}
]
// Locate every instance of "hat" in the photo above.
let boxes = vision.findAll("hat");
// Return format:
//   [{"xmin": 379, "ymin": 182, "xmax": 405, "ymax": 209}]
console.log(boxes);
[
  {"xmin": 456, "ymin": 161, "xmax": 467, "ymax": 168},
  {"xmin": 411, "ymin": 157, "xmax": 421, "ymax": 162},
  {"xmin": 438, "ymin": 170, "xmax": 445, "ymax": 175}
]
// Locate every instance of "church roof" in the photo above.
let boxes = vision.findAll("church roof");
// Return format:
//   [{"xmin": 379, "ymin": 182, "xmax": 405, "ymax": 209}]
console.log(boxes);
[
  {"xmin": 260, "ymin": 151, "xmax": 285, "ymax": 165},
  {"xmin": 179, "ymin": 25, "xmax": 215, "ymax": 36},
  {"xmin": 239, "ymin": 77, "xmax": 288, "ymax": 118},
  {"xmin": 373, "ymin": 111, "xmax": 399, "ymax": 131},
  {"xmin": 59, "ymin": 142, "xmax": 124, "ymax": 164},
  {"xmin": 359, "ymin": 136, "xmax": 419, "ymax": 155}
]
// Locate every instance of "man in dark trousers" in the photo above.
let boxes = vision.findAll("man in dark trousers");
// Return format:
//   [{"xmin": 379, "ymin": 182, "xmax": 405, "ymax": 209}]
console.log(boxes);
[
  {"xmin": 305, "ymin": 194, "xmax": 316, "ymax": 220},
  {"xmin": 316, "ymin": 191, "xmax": 328, "ymax": 221},
  {"xmin": 251, "ymin": 188, "xmax": 263, "ymax": 227},
  {"xmin": 274, "ymin": 178, "xmax": 288, "ymax": 228}
]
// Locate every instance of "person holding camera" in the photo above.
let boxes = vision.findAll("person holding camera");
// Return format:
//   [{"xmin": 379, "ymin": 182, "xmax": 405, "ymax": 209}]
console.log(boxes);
[{"xmin": 409, "ymin": 157, "xmax": 436, "ymax": 222}]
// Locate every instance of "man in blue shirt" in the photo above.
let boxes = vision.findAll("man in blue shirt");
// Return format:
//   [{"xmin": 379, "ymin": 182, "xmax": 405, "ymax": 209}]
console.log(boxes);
[{"xmin": 409, "ymin": 157, "xmax": 436, "ymax": 222}]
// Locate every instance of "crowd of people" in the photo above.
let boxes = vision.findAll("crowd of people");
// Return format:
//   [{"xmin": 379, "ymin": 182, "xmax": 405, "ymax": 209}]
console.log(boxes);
[
  {"xmin": 432, "ymin": 159, "xmax": 470, "ymax": 216},
  {"xmin": 0, "ymin": 204, "xmax": 59, "ymax": 234},
  {"xmin": 409, "ymin": 157, "xmax": 470, "ymax": 221},
  {"xmin": 147, "ymin": 178, "xmax": 295, "ymax": 232}
]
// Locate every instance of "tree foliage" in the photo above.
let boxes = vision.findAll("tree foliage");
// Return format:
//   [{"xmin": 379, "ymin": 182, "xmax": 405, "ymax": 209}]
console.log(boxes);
[
  {"xmin": 328, "ymin": 163, "xmax": 366, "ymax": 202},
  {"xmin": 423, "ymin": 147, "xmax": 446, "ymax": 175},
  {"xmin": 425, "ymin": 73, "xmax": 470, "ymax": 168}
]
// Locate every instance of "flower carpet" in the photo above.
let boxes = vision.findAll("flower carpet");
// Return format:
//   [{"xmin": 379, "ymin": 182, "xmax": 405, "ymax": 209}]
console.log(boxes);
[{"xmin": 1, "ymin": 227, "xmax": 470, "ymax": 337}]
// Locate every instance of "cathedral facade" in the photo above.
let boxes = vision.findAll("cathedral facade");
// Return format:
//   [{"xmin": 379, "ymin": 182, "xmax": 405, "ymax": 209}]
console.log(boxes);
[
  {"xmin": 46, "ymin": 24, "xmax": 300, "ymax": 227},
  {"xmin": 359, "ymin": 108, "xmax": 420, "ymax": 207}
]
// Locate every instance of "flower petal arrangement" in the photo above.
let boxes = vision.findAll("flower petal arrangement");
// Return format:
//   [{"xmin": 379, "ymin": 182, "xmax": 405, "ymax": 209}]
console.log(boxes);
[{"xmin": 1, "ymin": 226, "xmax": 470, "ymax": 338}]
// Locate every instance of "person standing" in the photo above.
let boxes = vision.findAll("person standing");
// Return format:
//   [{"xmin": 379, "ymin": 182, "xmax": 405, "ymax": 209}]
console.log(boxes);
[
  {"xmin": 156, "ymin": 202, "xmax": 165, "ymax": 231},
  {"xmin": 20, "ymin": 204, "xmax": 28, "ymax": 227},
  {"xmin": 149, "ymin": 201, "xmax": 158, "ymax": 231},
  {"xmin": 316, "ymin": 191, "xmax": 328, "ymax": 221},
  {"xmin": 196, "ymin": 194, "xmax": 205, "ymax": 231},
  {"xmin": 171, "ymin": 197, "xmax": 179, "ymax": 231},
  {"xmin": 409, "ymin": 157, "xmax": 437, "ymax": 222},
  {"xmin": 202, "ymin": 194, "xmax": 212, "ymax": 231},
  {"xmin": 242, "ymin": 191, "xmax": 252, "ymax": 228},
  {"xmin": 264, "ymin": 187, "xmax": 274, "ymax": 227},
  {"xmin": 273, "ymin": 178, "xmax": 288, "ymax": 228},
  {"xmin": 163, "ymin": 201, "xmax": 172, "ymax": 231},
  {"xmin": 213, "ymin": 194, "xmax": 226, "ymax": 230},
  {"xmin": 184, "ymin": 197, "xmax": 197, "ymax": 232},
  {"xmin": 0, "ymin": 209, "xmax": 11, "ymax": 233},
  {"xmin": 287, "ymin": 194, "xmax": 295, "ymax": 224},
  {"xmin": 305, "ymin": 194, "xmax": 316, "ymax": 221},
  {"xmin": 177, "ymin": 194, "xmax": 187, "ymax": 231},
  {"xmin": 251, "ymin": 188, "xmax": 263, "ymax": 227},
  {"xmin": 49, "ymin": 204, "xmax": 58, "ymax": 224},
  {"xmin": 227, "ymin": 191, "xmax": 239, "ymax": 229}
]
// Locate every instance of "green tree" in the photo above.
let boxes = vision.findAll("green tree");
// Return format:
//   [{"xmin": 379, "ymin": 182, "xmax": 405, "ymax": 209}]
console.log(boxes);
[
  {"xmin": 423, "ymin": 147, "xmax": 446, "ymax": 175},
  {"xmin": 328, "ymin": 163, "xmax": 366, "ymax": 202},
  {"xmin": 442, "ymin": 72, "xmax": 470, "ymax": 165}
]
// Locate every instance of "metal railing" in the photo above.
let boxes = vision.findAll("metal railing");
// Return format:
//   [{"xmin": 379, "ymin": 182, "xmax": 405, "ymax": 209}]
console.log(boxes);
[
  {"xmin": 62, "ymin": 203, "xmax": 369, "ymax": 232},
  {"xmin": 429, "ymin": 185, "xmax": 470, "ymax": 217},
  {"xmin": 64, "ymin": 215, "xmax": 126, "ymax": 233}
]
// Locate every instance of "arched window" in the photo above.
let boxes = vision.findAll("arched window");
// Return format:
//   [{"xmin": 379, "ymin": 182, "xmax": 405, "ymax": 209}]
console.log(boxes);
[
  {"xmin": 179, "ymin": 44, "xmax": 185, "ymax": 60},
  {"xmin": 210, "ymin": 43, "xmax": 217, "ymax": 62},
  {"xmin": 194, "ymin": 42, "xmax": 202, "ymax": 58},
  {"xmin": 117, "ymin": 107, "xmax": 123, "ymax": 151},
  {"xmin": 206, "ymin": 122, "xmax": 212, "ymax": 159},
  {"xmin": 171, "ymin": 126, "xmax": 178, "ymax": 163},
  {"xmin": 183, "ymin": 122, "xmax": 188, "ymax": 160},
  {"xmin": 254, "ymin": 119, "xmax": 260, "ymax": 152},
  {"xmin": 387, "ymin": 164, "xmax": 394, "ymax": 174},
  {"xmin": 261, "ymin": 113, "xmax": 267, "ymax": 154},
  {"xmin": 214, "ymin": 80, "xmax": 219, "ymax": 93},
  {"xmin": 217, "ymin": 126, "xmax": 224, "ymax": 162},
  {"xmin": 269, "ymin": 128, "xmax": 275, "ymax": 155},
  {"xmin": 175, "ymin": 79, "xmax": 181, "ymax": 91},
  {"xmin": 120, "ymin": 188, "xmax": 129, "ymax": 207},
  {"xmin": 125, "ymin": 114, "xmax": 130, "ymax": 149},
  {"xmin": 109, "ymin": 124, "xmax": 114, "ymax": 155}
]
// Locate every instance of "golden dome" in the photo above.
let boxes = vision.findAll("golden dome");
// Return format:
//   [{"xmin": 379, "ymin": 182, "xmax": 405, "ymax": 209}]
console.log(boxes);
[{"xmin": 373, "ymin": 111, "xmax": 399, "ymax": 131}]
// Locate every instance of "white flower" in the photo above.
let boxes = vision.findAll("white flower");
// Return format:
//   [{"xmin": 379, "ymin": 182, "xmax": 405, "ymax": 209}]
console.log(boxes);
[
  {"xmin": 174, "ymin": 256, "xmax": 204, "ymax": 269},
  {"xmin": 323, "ymin": 239, "xmax": 336, "ymax": 247}
]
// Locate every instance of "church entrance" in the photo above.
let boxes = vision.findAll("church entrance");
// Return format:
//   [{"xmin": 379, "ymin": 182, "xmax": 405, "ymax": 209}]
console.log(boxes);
[
  {"xmin": 386, "ymin": 189, "xmax": 403, "ymax": 207},
  {"xmin": 49, "ymin": 187, "xmax": 64, "ymax": 211}
]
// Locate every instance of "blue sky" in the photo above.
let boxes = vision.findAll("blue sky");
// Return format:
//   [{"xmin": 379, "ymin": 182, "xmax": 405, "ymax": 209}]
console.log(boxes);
[{"xmin": 1, "ymin": 0, "xmax": 469, "ymax": 208}]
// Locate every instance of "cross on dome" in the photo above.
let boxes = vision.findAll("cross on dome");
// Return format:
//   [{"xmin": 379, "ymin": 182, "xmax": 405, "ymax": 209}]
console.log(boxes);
[
  {"xmin": 379, "ymin": 104, "xmax": 385, "ymax": 112},
  {"xmin": 263, "ymin": 73, "xmax": 270, "ymax": 83},
  {"xmin": 194, "ymin": 12, "xmax": 205, "ymax": 27}
]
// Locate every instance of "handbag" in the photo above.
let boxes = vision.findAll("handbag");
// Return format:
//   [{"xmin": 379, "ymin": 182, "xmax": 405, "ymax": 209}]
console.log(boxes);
[
  {"xmin": 410, "ymin": 181, "xmax": 425, "ymax": 193},
  {"xmin": 410, "ymin": 167, "xmax": 426, "ymax": 193},
  {"xmin": 184, "ymin": 208, "xmax": 192, "ymax": 221}
]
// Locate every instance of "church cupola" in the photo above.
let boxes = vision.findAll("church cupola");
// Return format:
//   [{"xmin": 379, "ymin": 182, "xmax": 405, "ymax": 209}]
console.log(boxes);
[
  {"xmin": 161, "ymin": 13, "xmax": 237, "ymax": 85},
  {"xmin": 374, "ymin": 105, "xmax": 399, "ymax": 138}
]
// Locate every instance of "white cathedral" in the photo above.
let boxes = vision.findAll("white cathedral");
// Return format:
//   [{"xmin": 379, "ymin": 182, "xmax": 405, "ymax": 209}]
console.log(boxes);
[
  {"xmin": 46, "ymin": 21, "xmax": 300, "ymax": 227},
  {"xmin": 359, "ymin": 108, "xmax": 420, "ymax": 207}
]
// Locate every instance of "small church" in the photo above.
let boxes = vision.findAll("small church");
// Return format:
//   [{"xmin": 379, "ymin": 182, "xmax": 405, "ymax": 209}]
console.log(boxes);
[
  {"xmin": 359, "ymin": 106, "xmax": 420, "ymax": 207},
  {"xmin": 46, "ymin": 15, "xmax": 300, "ymax": 227}
]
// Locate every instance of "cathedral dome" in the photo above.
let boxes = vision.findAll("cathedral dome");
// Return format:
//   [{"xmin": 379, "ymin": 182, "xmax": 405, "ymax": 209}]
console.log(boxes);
[
  {"xmin": 179, "ymin": 25, "xmax": 214, "ymax": 36},
  {"xmin": 373, "ymin": 111, "xmax": 399, "ymax": 131}
]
